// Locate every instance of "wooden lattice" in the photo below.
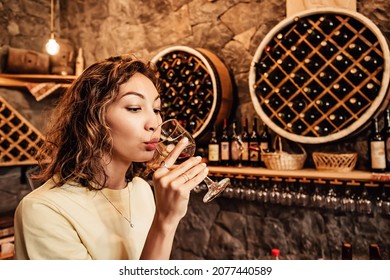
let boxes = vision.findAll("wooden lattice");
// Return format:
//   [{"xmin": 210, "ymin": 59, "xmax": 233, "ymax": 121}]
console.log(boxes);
[{"xmin": 0, "ymin": 97, "xmax": 47, "ymax": 166}]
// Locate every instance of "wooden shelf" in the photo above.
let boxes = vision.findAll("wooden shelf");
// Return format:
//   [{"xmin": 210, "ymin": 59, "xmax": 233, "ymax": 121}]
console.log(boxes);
[
  {"xmin": 208, "ymin": 166, "xmax": 390, "ymax": 186},
  {"xmin": 0, "ymin": 74, "xmax": 76, "ymax": 101}
]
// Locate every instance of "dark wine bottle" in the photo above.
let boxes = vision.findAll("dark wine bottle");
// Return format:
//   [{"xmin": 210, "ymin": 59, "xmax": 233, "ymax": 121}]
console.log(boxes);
[
  {"xmin": 329, "ymin": 113, "xmax": 347, "ymax": 126},
  {"xmin": 334, "ymin": 30, "xmax": 350, "ymax": 46},
  {"xmin": 319, "ymin": 71, "xmax": 335, "ymax": 86},
  {"xmin": 348, "ymin": 68, "xmax": 365, "ymax": 85},
  {"xmin": 332, "ymin": 83, "xmax": 348, "ymax": 95},
  {"xmin": 230, "ymin": 120, "xmax": 241, "ymax": 167},
  {"xmin": 348, "ymin": 43, "xmax": 365, "ymax": 59},
  {"xmin": 384, "ymin": 109, "xmax": 390, "ymax": 171},
  {"xmin": 220, "ymin": 118, "xmax": 230, "ymax": 166},
  {"xmin": 303, "ymin": 84, "xmax": 321, "ymax": 95},
  {"xmin": 295, "ymin": 17, "xmax": 311, "ymax": 35},
  {"xmin": 319, "ymin": 16, "xmax": 335, "ymax": 34},
  {"xmin": 369, "ymin": 243, "xmax": 382, "ymax": 260},
  {"xmin": 249, "ymin": 118, "xmax": 260, "ymax": 167},
  {"xmin": 362, "ymin": 55, "xmax": 380, "ymax": 72},
  {"xmin": 369, "ymin": 118, "xmax": 386, "ymax": 172},
  {"xmin": 304, "ymin": 58, "xmax": 322, "ymax": 74},
  {"xmin": 349, "ymin": 97, "xmax": 363, "ymax": 114},
  {"xmin": 320, "ymin": 41, "xmax": 336, "ymax": 57},
  {"xmin": 333, "ymin": 54, "xmax": 351, "ymax": 71},
  {"xmin": 306, "ymin": 29, "xmax": 323, "ymax": 46},
  {"xmin": 241, "ymin": 118, "xmax": 250, "ymax": 166},
  {"xmin": 341, "ymin": 242, "xmax": 352, "ymax": 260},
  {"xmin": 259, "ymin": 124, "xmax": 272, "ymax": 153},
  {"xmin": 208, "ymin": 125, "xmax": 220, "ymax": 166}
]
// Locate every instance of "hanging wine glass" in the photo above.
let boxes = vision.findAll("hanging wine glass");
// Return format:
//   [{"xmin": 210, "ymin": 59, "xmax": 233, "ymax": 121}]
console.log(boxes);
[{"xmin": 149, "ymin": 119, "xmax": 230, "ymax": 203}]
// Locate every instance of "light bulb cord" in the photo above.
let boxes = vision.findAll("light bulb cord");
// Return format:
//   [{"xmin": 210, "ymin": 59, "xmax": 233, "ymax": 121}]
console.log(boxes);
[{"xmin": 50, "ymin": 0, "xmax": 55, "ymax": 36}]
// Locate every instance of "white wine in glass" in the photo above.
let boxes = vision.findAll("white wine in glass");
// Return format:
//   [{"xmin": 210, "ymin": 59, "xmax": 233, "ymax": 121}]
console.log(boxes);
[{"xmin": 150, "ymin": 119, "xmax": 230, "ymax": 203}]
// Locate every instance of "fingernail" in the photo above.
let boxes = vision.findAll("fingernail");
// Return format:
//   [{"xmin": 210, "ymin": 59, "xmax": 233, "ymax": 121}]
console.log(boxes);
[
  {"xmin": 182, "ymin": 137, "xmax": 188, "ymax": 144},
  {"xmin": 196, "ymin": 156, "xmax": 202, "ymax": 161},
  {"xmin": 204, "ymin": 167, "xmax": 209, "ymax": 173}
]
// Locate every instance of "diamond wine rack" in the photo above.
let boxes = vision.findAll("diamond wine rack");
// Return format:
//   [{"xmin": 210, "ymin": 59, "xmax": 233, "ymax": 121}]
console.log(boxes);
[{"xmin": 249, "ymin": 8, "xmax": 390, "ymax": 144}]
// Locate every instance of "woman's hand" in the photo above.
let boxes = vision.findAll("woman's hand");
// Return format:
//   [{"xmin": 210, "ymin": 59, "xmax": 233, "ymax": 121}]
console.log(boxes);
[{"xmin": 152, "ymin": 137, "xmax": 209, "ymax": 226}]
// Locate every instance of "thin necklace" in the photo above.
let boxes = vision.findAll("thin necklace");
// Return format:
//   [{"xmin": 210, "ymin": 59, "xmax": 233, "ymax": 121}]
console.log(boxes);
[{"xmin": 100, "ymin": 181, "xmax": 134, "ymax": 228}]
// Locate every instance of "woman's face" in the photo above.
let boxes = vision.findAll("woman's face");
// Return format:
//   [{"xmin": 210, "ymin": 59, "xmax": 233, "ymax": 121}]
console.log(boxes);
[{"xmin": 106, "ymin": 72, "xmax": 162, "ymax": 165}]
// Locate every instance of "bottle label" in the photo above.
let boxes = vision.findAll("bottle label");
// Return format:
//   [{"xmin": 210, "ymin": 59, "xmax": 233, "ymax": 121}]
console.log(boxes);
[
  {"xmin": 231, "ymin": 141, "xmax": 241, "ymax": 161},
  {"xmin": 249, "ymin": 143, "xmax": 259, "ymax": 162},
  {"xmin": 241, "ymin": 142, "xmax": 249, "ymax": 161},
  {"xmin": 208, "ymin": 144, "xmax": 219, "ymax": 161},
  {"xmin": 371, "ymin": 141, "xmax": 386, "ymax": 169},
  {"xmin": 386, "ymin": 138, "xmax": 390, "ymax": 161},
  {"xmin": 260, "ymin": 142, "xmax": 269, "ymax": 152},
  {"xmin": 220, "ymin": 142, "xmax": 229, "ymax": 160}
]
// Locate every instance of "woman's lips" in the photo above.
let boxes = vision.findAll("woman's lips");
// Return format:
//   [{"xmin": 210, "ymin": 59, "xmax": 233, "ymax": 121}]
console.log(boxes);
[{"xmin": 145, "ymin": 138, "xmax": 159, "ymax": 151}]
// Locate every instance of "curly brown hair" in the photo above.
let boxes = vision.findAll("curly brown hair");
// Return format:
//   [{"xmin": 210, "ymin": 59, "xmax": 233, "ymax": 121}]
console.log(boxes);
[{"xmin": 34, "ymin": 55, "xmax": 160, "ymax": 190}]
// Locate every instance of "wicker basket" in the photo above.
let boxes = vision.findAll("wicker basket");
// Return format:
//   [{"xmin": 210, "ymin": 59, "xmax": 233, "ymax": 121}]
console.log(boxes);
[
  {"xmin": 261, "ymin": 136, "xmax": 306, "ymax": 170},
  {"xmin": 312, "ymin": 152, "xmax": 358, "ymax": 172}
]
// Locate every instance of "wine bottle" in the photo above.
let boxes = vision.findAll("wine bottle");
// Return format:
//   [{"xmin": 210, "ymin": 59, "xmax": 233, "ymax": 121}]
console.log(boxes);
[
  {"xmin": 362, "ymin": 55, "xmax": 380, "ymax": 72},
  {"xmin": 259, "ymin": 124, "xmax": 272, "ymax": 153},
  {"xmin": 249, "ymin": 118, "xmax": 260, "ymax": 167},
  {"xmin": 303, "ymin": 83, "xmax": 321, "ymax": 95},
  {"xmin": 230, "ymin": 120, "xmax": 241, "ymax": 167},
  {"xmin": 348, "ymin": 43, "xmax": 364, "ymax": 59},
  {"xmin": 75, "ymin": 48, "xmax": 85, "ymax": 76},
  {"xmin": 319, "ymin": 16, "xmax": 335, "ymax": 34},
  {"xmin": 334, "ymin": 30, "xmax": 350, "ymax": 46},
  {"xmin": 320, "ymin": 41, "xmax": 336, "ymax": 57},
  {"xmin": 369, "ymin": 118, "xmax": 386, "ymax": 172},
  {"xmin": 332, "ymin": 83, "xmax": 348, "ymax": 95},
  {"xmin": 341, "ymin": 242, "xmax": 352, "ymax": 260},
  {"xmin": 333, "ymin": 54, "xmax": 351, "ymax": 71},
  {"xmin": 271, "ymin": 248, "xmax": 280, "ymax": 260},
  {"xmin": 384, "ymin": 109, "xmax": 390, "ymax": 171},
  {"xmin": 369, "ymin": 243, "xmax": 382, "ymax": 260},
  {"xmin": 307, "ymin": 29, "xmax": 323, "ymax": 46},
  {"xmin": 348, "ymin": 67, "xmax": 365, "ymax": 84},
  {"xmin": 208, "ymin": 125, "xmax": 220, "ymax": 166},
  {"xmin": 220, "ymin": 118, "xmax": 230, "ymax": 166},
  {"xmin": 304, "ymin": 58, "xmax": 322, "ymax": 74},
  {"xmin": 295, "ymin": 17, "xmax": 311, "ymax": 35},
  {"xmin": 290, "ymin": 72, "xmax": 308, "ymax": 86},
  {"xmin": 349, "ymin": 97, "xmax": 364, "ymax": 113},
  {"xmin": 241, "ymin": 118, "xmax": 250, "ymax": 166},
  {"xmin": 329, "ymin": 113, "xmax": 347, "ymax": 126},
  {"xmin": 319, "ymin": 71, "xmax": 335, "ymax": 86}
]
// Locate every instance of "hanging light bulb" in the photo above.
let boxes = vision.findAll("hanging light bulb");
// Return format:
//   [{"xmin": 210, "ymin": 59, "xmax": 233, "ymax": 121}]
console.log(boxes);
[
  {"xmin": 46, "ymin": 35, "xmax": 60, "ymax": 55},
  {"xmin": 45, "ymin": 0, "xmax": 59, "ymax": 55}
]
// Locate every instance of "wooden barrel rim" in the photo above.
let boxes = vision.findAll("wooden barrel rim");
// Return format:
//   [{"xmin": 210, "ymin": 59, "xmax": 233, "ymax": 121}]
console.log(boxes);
[
  {"xmin": 249, "ymin": 7, "xmax": 390, "ymax": 144},
  {"xmin": 151, "ymin": 45, "xmax": 233, "ymax": 140}
]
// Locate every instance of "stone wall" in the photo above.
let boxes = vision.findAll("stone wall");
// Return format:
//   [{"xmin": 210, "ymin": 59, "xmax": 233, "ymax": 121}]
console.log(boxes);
[{"xmin": 0, "ymin": 0, "xmax": 389, "ymax": 259}]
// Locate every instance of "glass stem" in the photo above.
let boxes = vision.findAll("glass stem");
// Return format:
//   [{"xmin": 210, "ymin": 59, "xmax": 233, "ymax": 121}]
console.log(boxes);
[{"xmin": 203, "ymin": 176, "xmax": 214, "ymax": 188}]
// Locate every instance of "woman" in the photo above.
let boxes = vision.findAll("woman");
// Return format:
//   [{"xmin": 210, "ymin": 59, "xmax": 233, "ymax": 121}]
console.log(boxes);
[{"xmin": 14, "ymin": 55, "xmax": 209, "ymax": 260}]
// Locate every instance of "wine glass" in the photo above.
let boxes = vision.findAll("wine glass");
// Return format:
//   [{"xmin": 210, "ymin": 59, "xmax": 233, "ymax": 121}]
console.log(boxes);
[{"xmin": 150, "ymin": 119, "xmax": 230, "ymax": 203}]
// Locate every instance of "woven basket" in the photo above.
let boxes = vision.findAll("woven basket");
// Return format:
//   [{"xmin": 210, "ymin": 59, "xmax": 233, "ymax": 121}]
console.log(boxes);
[
  {"xmin": 261, "ymin": 136, "xmax": 306, "ymax": 170},
  {"xmin": 312, "ymin": 152, "xmax": 358, "ymax": 172}
]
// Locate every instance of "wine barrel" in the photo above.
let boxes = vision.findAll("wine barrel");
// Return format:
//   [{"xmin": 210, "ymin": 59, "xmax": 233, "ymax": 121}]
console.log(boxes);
[
  {"xmin": 249, "ymin": 8, "xmax": 390, "ymax": 144},
  {"xmin": 151, "ymin": 46, "xmax": 233, "ymax": 143}
]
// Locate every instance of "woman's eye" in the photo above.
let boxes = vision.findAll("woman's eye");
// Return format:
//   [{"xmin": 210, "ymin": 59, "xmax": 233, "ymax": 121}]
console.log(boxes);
[
  {"xmin": 126, "ymin": 107, "xmax": 141, "ymax": 112},
  {"xmin": 154, "ymin": 108, "xmax": 161, "ymax": 114}
]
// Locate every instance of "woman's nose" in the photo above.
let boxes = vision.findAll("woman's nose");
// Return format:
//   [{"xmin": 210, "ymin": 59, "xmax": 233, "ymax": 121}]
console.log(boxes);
[{"xmin": 147, "ymin": 115, "xmax": 162, "ymax": 132}]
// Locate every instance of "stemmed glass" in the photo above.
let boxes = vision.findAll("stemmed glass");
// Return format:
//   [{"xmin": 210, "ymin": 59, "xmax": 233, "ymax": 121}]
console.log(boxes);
[{"xmin": 149, "ymin": 119, "xmax": 230, "ymax": 203}]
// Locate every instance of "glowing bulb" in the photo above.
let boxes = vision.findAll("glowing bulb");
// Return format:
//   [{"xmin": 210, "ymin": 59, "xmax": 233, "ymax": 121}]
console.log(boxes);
[{"xmin": 45, "ymin": 38, "xmax": 60, "ymax": 55}]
